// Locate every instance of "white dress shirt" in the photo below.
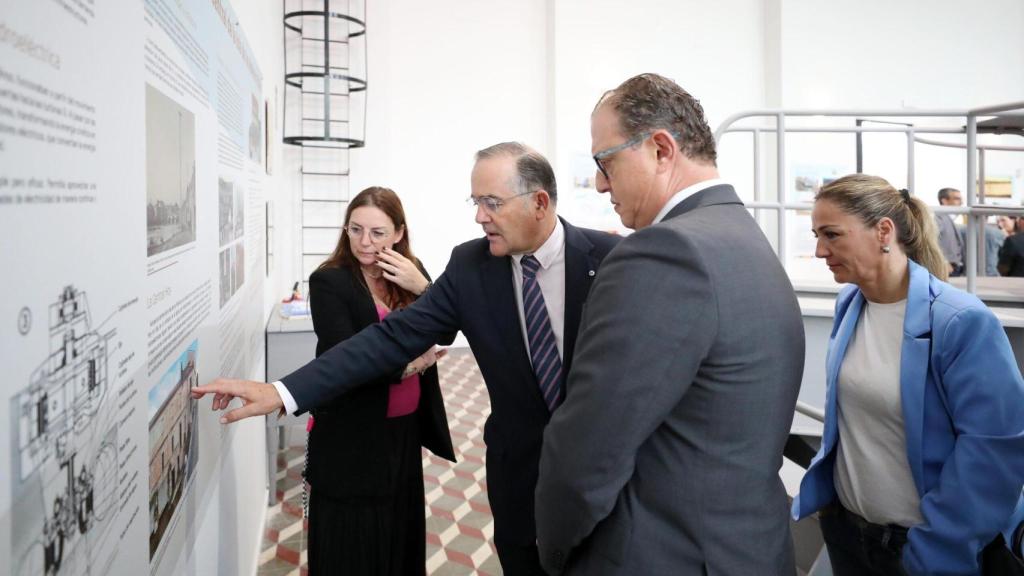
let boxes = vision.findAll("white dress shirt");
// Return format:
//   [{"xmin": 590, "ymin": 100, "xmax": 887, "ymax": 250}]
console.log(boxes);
[
  {"xmin": 274, "ymin": 219, "xmax": 569, "ymax": 416},
  {"xmin": 511, "ymin": 219, "xmax": 567, "ymax": 365},
  {"xmin": 652, "ymin": 178, "xmax": 728, "ymax": 224}
]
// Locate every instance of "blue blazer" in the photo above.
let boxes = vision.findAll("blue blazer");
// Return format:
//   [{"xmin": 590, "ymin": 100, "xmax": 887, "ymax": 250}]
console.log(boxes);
[{"xmin": 792, "ymin": 259, "xmax": 1024, "ymax": 574}]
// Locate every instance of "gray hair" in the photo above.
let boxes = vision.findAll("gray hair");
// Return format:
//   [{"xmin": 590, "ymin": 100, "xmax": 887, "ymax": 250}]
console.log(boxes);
[
  {"xmin": 937, "ymin": 187, "xmax": 960, "ymax": 203},
  {"xmin": 475, "ymin": 142, "xmax": 557, "ymax": 203}
]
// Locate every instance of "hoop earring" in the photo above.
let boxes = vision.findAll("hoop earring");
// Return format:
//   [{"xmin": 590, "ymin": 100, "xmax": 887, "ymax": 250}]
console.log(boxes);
[{"xmin": 881, "ymin": 245, "xmax": 891, "ymax": 254}]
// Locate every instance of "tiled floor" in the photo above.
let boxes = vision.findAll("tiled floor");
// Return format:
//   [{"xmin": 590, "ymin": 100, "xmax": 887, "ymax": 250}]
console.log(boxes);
[{"xmin": 257, "ymin": 349, "xmax": 502, "ymax": 575}]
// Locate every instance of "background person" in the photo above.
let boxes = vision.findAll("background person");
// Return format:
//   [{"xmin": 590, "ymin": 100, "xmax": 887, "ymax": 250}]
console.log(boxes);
[
  {"xmin": 793, "ymin": 174, "xmax": 1024, "ymax": 575},
  {"xmin": 935, "ymin": 187, "xmax": 964, "ymax": 276},
  {"xmin": 999, "ymin": 215, "xmax": 1024, "ymax": 277}
]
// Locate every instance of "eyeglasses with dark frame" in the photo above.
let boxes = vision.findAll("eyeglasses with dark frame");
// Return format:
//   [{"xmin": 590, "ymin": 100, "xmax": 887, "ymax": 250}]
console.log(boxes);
[
  {"xmin": 592, "ymin": 130, "xmax": 681, "ymax": 181},
  {"xmin": 466, "ymin": 189, "xmax": 536, "ymax": 213},
  {"xmin": 592, "ymin": 132, "xmax": 651, "ymax": 181}
]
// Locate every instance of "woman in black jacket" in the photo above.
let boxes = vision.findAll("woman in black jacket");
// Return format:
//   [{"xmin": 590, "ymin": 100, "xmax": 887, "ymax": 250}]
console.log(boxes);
[{"xmin": 305, "ymin": 186, "xmax": 455, "ymax": 575}]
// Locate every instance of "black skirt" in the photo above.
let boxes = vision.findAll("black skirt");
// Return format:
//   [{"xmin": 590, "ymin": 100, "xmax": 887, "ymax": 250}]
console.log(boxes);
[{"xmin": 307, "ymin": 412, "xmax": 426, "ymax": 576}]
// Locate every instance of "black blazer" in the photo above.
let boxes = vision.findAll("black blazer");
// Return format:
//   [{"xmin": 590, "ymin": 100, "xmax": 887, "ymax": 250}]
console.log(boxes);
[
  {"xmin": 283, "ymin": 219, "xmax": 620, "ymax": 544},
  {"xmin": 304, "ymin": 263, "xmax": 456, "ymax": 500}
]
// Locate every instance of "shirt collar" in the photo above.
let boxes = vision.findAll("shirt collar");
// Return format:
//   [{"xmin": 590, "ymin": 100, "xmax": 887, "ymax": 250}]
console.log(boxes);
[
  {"xmin": 514, "ymin": 218, "xmax": 564, "ymax": 270},
  {"xmin": 653, "ymin": 178, "xmax": 728, "ymax": 224}
]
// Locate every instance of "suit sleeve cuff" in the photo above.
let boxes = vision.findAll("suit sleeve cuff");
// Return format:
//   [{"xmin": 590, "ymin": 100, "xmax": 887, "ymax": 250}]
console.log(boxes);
[{"xmin": 272, "ymin": 380, "xmax": 299, "ymax": 415}]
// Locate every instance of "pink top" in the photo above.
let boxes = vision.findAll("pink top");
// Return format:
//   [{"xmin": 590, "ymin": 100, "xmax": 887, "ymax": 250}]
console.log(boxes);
[{"xmin": 377, "ymin": 303, "xmax": 421, "ymax": 418}]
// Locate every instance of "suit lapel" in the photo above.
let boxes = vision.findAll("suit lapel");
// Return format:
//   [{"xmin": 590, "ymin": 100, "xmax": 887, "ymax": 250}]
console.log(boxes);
[
  {"xmin": 900, "ymin": 260, "xmax": 932, "ymax": 496},
  {"xmin": 561, "ymin": 219, "xmax": 596, "ymax": 381},
  {"xmin": 823, "ymin": 291, "xmax": 864, "ymax": 456}
]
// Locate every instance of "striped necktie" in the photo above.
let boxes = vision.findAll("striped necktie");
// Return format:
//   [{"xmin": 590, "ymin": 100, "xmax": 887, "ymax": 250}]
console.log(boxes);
[{"xmin": 521, "ymin": 255, "xmax": 562, "ymax": 411}]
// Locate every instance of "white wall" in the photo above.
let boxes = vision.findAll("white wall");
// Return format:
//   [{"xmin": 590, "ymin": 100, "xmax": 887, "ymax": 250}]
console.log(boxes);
[
  {"xmin": 347, "ymin": 0, "xmax": 551, "ymax": 277},
  {"xmin": 551, "ymin": 0, "xmax": 768, "ymax": 232},
  {"xmin": 779, "ymin": 0, "xmax": 1024, "ymax": 111}
]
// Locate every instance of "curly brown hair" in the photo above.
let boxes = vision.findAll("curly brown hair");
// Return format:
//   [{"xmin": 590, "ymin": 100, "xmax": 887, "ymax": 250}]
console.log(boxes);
[{"xmin": 597, "ymin": 73, "xmax": 717, "ymax": 165}]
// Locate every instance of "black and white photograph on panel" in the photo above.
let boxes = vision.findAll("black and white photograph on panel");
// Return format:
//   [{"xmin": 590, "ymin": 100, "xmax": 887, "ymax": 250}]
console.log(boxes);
[
  {"xmin": 218, "ymin": 178, "xmax": 245, "ymax": 247},
  {"xmin": 146, "ymin": 84, "xmax": 197, "ymax": 257},
  {"xmin": 248, "ymin": 93, "xmax": 262, "ymax": 164},
  {"xmin": 218, "ymin": 242, "xmax": 245, "ymax": 307},
  {"xmin": 147, "ymin": 339, "xmax": 199, "ymax": 560}
]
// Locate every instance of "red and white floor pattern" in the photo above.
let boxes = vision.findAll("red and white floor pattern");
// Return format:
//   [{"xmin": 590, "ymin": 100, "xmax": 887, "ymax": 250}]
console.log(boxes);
[{"xmin": 257, "ymin": 349, "xmax": 503, "ymax": 576}]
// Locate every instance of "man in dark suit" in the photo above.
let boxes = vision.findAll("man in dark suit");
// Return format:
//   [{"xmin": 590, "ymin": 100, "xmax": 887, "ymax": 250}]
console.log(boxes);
[
  {"xmin": 534, "ymin": 74, "xmax": 805, "ymax": 575},
  {"xmin": 193, "ymin": 142, "xmax": 619, "ymax": 574}
]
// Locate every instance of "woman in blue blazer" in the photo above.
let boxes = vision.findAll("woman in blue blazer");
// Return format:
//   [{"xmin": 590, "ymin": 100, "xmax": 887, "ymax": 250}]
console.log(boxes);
[{"xmin": 792, "ymin": 174, "xmax": 1024, "ymax": 575}]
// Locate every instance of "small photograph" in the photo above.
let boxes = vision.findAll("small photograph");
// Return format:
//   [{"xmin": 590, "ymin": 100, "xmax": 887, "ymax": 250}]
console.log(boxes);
[
  {"xmin": 792, "ymin": 164, "xmax": 846, "ymax": 203},
  {"xmin": 248, "ymin": 93, "xmax": 262, "ymax": 164},
  {"xmin": 218, "ymin": 178, "xmax": 234, "ymax": 247},
  {"xmin": 571, "ymin": 153, "xmax": 597, "ymax": 190},
  {"xmin": 234, "ymin": 242, "xmax": 245, "ymax": 291},
  {"xmin": 218, "ymin": 179, "xmax": 245, "ymax": 247},
  {"xmin": 147, "ymin": 339, "xmax": 199, "ymax": 560},
  {"xmin": 233, "ymin": 185, "xmax": 245, "ymax": 241},
  {"xmin": 219, "ymin": 243, "xmax": 246, "ymax": 307},
  {"xmin": 794, "ymin": 175, "xmax": 819, "ymax": 193},
  {"xmin": 219, "ymin": 247, "xmax": 232, "ymax": 307},
  {"xmin": 146, "ymin": 84, "xmax": 197, "ymax": 257}
]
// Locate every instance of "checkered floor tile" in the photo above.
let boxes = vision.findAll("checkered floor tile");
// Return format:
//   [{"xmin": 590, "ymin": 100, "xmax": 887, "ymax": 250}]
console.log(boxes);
[{"xmin": 257, "ymin": 349, "xmax": 502, "ymax": 575}]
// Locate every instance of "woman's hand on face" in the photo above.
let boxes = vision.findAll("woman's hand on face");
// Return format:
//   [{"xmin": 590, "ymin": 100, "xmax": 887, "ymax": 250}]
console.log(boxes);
[{"xmin": 376, "ymin": 247, "xmax": 430, "ymax": 294}]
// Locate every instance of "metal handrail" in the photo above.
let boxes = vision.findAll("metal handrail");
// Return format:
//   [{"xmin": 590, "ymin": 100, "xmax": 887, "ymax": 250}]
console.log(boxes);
[
  {"xmin": 795, "ymin": 401, "xmax": 825, "ymax": 423},
  {"xmin": 914, "ymin": 135, "xmax": 1024, "ymax": 153},
  {"xmin": 714, "ymin": 102, "xmax": 1024, "ymax": 294}
]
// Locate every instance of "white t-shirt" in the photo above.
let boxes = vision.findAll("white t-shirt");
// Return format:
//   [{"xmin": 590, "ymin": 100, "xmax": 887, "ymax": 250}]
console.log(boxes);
[{"xmin": 833, "ymin": 298, "xmax": 924, "ymax": 527}]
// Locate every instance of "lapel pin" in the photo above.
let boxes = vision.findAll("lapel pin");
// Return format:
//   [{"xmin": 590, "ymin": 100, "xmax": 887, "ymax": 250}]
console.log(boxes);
[{"xmin": 588, "ymin": 270, "xmax": 596, "ymax": 277}]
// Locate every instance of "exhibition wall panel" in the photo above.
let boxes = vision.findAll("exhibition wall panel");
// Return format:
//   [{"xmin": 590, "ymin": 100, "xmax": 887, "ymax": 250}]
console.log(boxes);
[{"xmin": 0, "ymin": 0, "xmax": 268, "ymax": 574}]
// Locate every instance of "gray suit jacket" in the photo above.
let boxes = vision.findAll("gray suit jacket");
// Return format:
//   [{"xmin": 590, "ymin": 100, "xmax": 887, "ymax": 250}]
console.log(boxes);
[{"xmin": 535, "ymin": 184, "xmax": 805, "ymax": 575}]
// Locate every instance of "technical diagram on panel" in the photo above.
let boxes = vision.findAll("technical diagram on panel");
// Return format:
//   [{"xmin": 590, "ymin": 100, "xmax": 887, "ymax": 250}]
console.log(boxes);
[{"xmin": 10, "ymin": 286, "xmax": 129, "ymax": 576}]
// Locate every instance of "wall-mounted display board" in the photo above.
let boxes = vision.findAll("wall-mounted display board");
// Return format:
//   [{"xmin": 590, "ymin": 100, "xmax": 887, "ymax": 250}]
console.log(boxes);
[{"xmin": 0, "ymin": 0, "xmax": 267, "ymax": 574}]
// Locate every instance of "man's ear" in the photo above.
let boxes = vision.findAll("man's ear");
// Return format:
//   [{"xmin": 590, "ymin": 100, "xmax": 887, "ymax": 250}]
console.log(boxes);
[
  {"xmin": 652, "ymin": 130, "xmax": 677, "ymax": 169},
  {"xmin": 534, "ymin": 189, "xmax": 551, "ymax": 216}
]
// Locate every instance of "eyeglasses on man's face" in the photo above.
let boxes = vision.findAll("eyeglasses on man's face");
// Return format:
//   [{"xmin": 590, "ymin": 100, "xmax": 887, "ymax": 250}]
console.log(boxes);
[
  {"xmin": 467, "ymin": 189, "xmax": 536, "ymax": 214},
  {"xmin": 345, "ymin": 224, "xmax": 393, "ymax": 243},
  {"xmin": 593, "ymin": 132, "xmax": 651, "ymax": 181},
  {"xmin": 592, "ymin": 130, "xmax": 681, "ymax": 181}
]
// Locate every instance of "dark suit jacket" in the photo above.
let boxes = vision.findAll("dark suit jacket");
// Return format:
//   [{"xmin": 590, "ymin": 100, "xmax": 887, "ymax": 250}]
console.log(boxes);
[
  {"xmin": 303, "ymin": 263, "xmax": 455, "ymax": 499},
  {"xmin": 536, "ymin": 186, "xmax": 805, "ymax": 575},
  {"xmin": 282, "ymin": 218, "xmax": 620, "ymax": 545},
  {"xmin": 999, "ymin": 233, "xmax": 1024, "ymax": 277}
]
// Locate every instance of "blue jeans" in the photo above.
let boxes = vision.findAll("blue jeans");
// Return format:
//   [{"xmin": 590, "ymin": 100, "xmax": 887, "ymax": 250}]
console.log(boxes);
[{"xmin": 819, "ymin": 503, "xmax": 909, "ymax": 576}]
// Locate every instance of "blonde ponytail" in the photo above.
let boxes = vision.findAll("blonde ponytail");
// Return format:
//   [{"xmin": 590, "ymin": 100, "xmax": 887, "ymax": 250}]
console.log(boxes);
[{"xmin": 902, "ymin": 197, "xmax": 949, "ymax": 281}]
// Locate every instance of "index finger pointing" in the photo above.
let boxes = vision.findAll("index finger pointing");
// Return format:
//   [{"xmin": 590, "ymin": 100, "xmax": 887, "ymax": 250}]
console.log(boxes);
[{"xmin": 194, "ymin": 378, "xmax": 246, "ymax": 397}]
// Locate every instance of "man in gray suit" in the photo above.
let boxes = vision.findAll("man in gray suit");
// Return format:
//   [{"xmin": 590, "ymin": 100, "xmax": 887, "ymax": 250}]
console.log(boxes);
[
  {"xmin": 535, "ymin": 73, "xmax": 805, "ymax": 575},
  {"xmin": 935, "ymin": 187, "xmax": 964, "ymax": 276}
]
